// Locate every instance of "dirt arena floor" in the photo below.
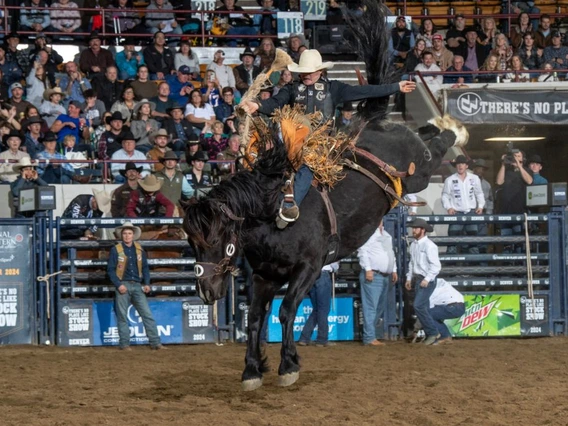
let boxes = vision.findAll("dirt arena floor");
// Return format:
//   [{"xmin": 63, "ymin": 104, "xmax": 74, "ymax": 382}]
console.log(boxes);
[{"xmin": 2, "ymin": 338, "xmax": 568, "ymax": 426}]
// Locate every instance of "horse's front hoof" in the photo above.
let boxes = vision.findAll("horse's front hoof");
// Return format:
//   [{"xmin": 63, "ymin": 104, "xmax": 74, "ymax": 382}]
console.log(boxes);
[
  {"xmin": 277, "ymin": 371, "xmax": 299, "ymax": 387},
  {"xmin": 242, "ymin": 378, "xmax": 263, "ymax": 391}
]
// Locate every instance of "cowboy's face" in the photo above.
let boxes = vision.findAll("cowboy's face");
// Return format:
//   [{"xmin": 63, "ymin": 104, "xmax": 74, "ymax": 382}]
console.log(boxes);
[
  {"xmin": 342, "ymin": 110, "xmax": 353, "ymax": 120},
  {"xmin": 290, "ymin": 37, "xmax": 301, "ymax": 50},
  {"xmin": 111, "ymin": 119, "xmax": 123, "ymax": 131},
  {"xmin": 171, "ymin": 108, "xmax": 183, "ymax": 120},
  {"xmin": 300, "ymin": 70, "xmax": 322, "ymax": 85},
  {"xmin": 412, "ymin": 227, "xmax": 426, "ymax": 239},
  {"xmin": 20, "ymin": 166, "xmax": 33, "ymax": 176},
  {"xmin": 7, "ymin": 136, "xmax": 21, "ymax": 150},
  {"xmin": 121, "ymin": 229, "xmax": 134, "ymax": 244},
  {"xmin": 192, "ymin": 160, "xmax": 205, "ymax": 171},
  {"xmin": 165, "ymin": 159, "xmax": 177, "ymax": 170},
  {"xmin": 529, "ymin": 162, "xmax": 542, "ymax": 173},
  {"xmin": 456, "ymin": 163, "xmax": 468, "ymax": 174},
  {"xmin": 396, "ymin": 18, "xmax": 406, "ymax": 30},
  {"xmin": 473, "ymin": 166, "xmax": 485, "ymax": 177},
  {"xmin": 89, "ymin": 38, "xmax": 101, "ymax": 52},
  {"xmin": 155, "ymin": 135, "xmax": 168, "ymax": 147},
  {"xmin": 242, "ymin": 55, "xmax": 253, "ymax": 66},
  {"xmin": 126, "ymin": 169, "xmax": 139, "ymax": 180}
]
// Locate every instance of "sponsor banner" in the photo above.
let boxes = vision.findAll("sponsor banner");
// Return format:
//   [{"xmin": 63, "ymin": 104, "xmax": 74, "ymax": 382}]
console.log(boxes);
[
  {"xmin": 520, "ymin": 295, "xmax": 549, "ymax": 336},
  {"xmin": 446, "ymin": 90, "xmax": 568, "ymax": 124},
  {"xmin": 267, "ymin": 296, "xmax": 355, "ymax": 343},
  {"xmin": 58, "ymin": 297, "xmax": 216, "ymax": 346},
  {"xmin": 0, "ymin": 224, "xmax": 34, "ymax": 344}
]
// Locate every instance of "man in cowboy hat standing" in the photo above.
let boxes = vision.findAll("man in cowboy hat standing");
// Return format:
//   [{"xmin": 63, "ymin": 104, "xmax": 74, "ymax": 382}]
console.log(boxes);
[
  {"xmin": 23, "ymin": 116, "xmax": 45, "ymax": 160},
  {"xmin": 234, "ymin": 47, "xmax": 261, "ymax": 94},
  {"xmin": 1, "ymin": 131, "xmax": 30, "ymax": 183},
  {"xmin": 111, "ymin": 162, "xmax": 142, "ymax": 217},
  {"xmin": 155, "ymin": 151, "xmax": 195, "ymax": 206},
  {"xmin": 126, "ymin": 174, "xmax": 175, "ymax": 218},
  {"xmin": 107, "ymin": 222, "xmax": 165, "ymax": 350},
  {"xmin": 10, "ymin": 157, "xmax": 48, "ymax": 217},
  {"xmin": 241, "ymin": 49, "xmax": 416, "ymax": 227},
  {"xmin": 527, "ymin": 154, "xmax": 547, "ymax": 185},
  {"xmin": 146, "ymin": 129, "xmax": 172, "ymax": 173},
  {"xmin": 335, "ymin": 102, "xmax": 354, "ymax": 131},
  {"xmin": 79, "ymin": 32, "xmax": 116, "ymax": 78},
  {"xmin": 60, "ymin": 189, "xmax": 112, "ymax": 239},
  {"xmin": 441, "ymin": 155, "xmax": 485, "ymax": 255},
  {"xmin": 405, "ymin": 218, "xmax": 441, "ymax": 346}
]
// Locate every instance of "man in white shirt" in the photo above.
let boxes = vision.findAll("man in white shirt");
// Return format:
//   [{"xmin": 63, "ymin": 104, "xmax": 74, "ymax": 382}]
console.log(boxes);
[
  {"xmin": 414, "ymin": 51, "xmax": 443, "ymax": 97},
  {"xmin": 298, "ymin": 262, "xmax": 340, "ymax": 347},
  {"xmin": 429, "ymin": 279, "xmax": 465, "ymax": 345},
  {"xmin": 110, "ymin": 131, "xmax": 151, "ymax": 183},
  {"xmin": 405, "ymin": 218, "xmax": 441, "ymax": 346},
  {"xmin": 441, "ymin": 155, "xmax": 485, "ymax": 255},
  {"xmin": 357, "ymin": 221, "xmax": 398, "ymax": 346}
]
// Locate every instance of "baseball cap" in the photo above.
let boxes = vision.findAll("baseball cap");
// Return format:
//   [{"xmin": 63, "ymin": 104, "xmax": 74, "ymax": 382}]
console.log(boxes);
[
  {"xmin": 9, "ymin": 83, "xmax": 22, "ymax": 91},
  {"xmin": 69, "ymin": 100, "xmax": 83, "ymax": 112},
  {"xmin": 178, "ymin": 65, "xmax": 191, "ymax": 74},
  {"xmin": 432, "ymin": 34, "xmax": 443, "ymax": 41}
]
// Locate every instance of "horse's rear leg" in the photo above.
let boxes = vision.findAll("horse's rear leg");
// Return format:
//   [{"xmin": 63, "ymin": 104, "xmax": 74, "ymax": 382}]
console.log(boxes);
[
  {"xmin": 242, "ymin": 275, "xmax": 278, "ymax": 391},
  {"xmin": 277, "ymin": 264, "xmax": 319, "ymax": 387}
]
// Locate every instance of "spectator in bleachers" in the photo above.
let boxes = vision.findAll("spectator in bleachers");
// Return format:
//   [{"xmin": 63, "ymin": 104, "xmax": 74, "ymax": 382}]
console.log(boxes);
[
  {"xmin": 61, "ymin": 189, "xmax": 110, "ymax": 239},
  {"xmin": 130, "ymin": 65, "xmax": 158, "ymax": 101},
  {"xmin": 184, "ymin": 150, "xmax": 211, "ymax": 188},
  {"xmin": 174, "ymin": 40, "xmax": 200, "ymax": 80},
  {"xmin": 110, "ymin": 86, "xmax": 135, "ymax": 124},
  {"xmin": 92, "ymin": 66, "xmax": 123, "ymax": 111},
  {"xmin": 510, "ymin": 12, "xmax": 533, "ymax": 50},
  {"xmin": 201, "ymin": 71, "xmax": 222, "ymax": 107},
  {"xmin": 528, "ymin": 155, "xmax": 547, "ymax": 184},
  {"xmin": 537, "ymin": 61, "xmax": 555, "ymax": 82},
  {"xmin": 60, "ymin": 62, "xmax": 91, "ymax": 106},
  {"xmin": 150, "ymin": 82, "xmax": 174, "ymax": 122},
  {"xmin": 23, "ymin": 116, "xmax": 44, "ymax": 159},
  {"xmin": 39, "ymin": 87, "xmax": 66, "ymax": 128},
  {"xmin": 182, "ymin": 135, "xmax": 202, "ymax": 169},
  {"xmin": 214, "ymin": 87, "xmax": 236, "ymax": 132},
  {"xmin": 207, "ymin": 50, "xmax": 236, "ymax": 93},
  {"xmin": 478, "ymin": 17, "xmax": 498, "ymax": 55},
  {"xmin": 477, "ymin": 54, "xmax": 500, "ymax": 83},
  {"xmin": 416, "ymin": 18, "xmax": 436, "ymax": 50},
  {"xmin": 201, "ymin": 120, "xmax": 227, "ymax": 160},
  {"xmin": 111, "ymin": 161, "xmax": 141, "ymax": 217},
  {"xmin": 254, "ymin": 38, "xmax": 276, "ymax": 71},
  {"xmin": 36, "ymin": 131, "xmax": 76, "ymax": 183},
  {"xmin": 254, "ymin": 0, "xmax": 278, "ymax": 36},
  {"xmin": 10, "ymin": 83, "xmax": 33, "ymax": 117},
  {"xmin": 126, "ymin": 173, "xmax": 175, "ymax": 217},
  {"xmin": 506, "ymin": 55, "xmax": 531, "ymax": 82},
  {"xmin": 145, "ymin": 0, "xmax": 182, "ymax": 37},
  {"xmin": 0, "ymin": 70, "xmax": 9, "ymax": 105},
  {"xmin": 154, "ymin": 151, "xmax": 194, "ymax": 206},
  {"xmin": 50, "ymin": 0, "xmax": 83, "ymax": 39},
  {"xmin": 234, "ymin": 48, "xmax": 260, "ymax": 94},
  {"xmin": 98, "ymin": 111, "xmax": 125, "ymax": 160},
  {"xmin": 23, "ymin": 105, "xmax": 47, "ymax": 134},
  {"xmin": 458, "ymin": 27, "xmax": 487, "ymax": 71},
  {"xmin": 214, "ymin": 0, "xmax": 256, "ymax": 48},
  {"xmin": 165, "ymin": 65, "xmax": 194, "ymax": 105},
  {"xmin": 32, "ymin": 50, "xmax": 57, "ymax": 88},
  {"xmin": 0, "ymin": 47, "xmax": 23, "ymax": 87},
  {"xmin": 414, "ymin": 51, "xmax": 442, "ymax": 96},
  {"xmin": 403, "ymin": 38, "xmax": 426, "ymax": 76},
  {"xmin": 130, "ymin": 99, "xmax": 159, "ymax": 154},
  {"xmin": 445, "ymin": 13, "xmax": 467, "ymax": 55},
  {"xmin": 518, "ymin": 32, "xmax": 544, "ymax": 73},
  {"xmin": 286, "ymin": 33, "xmax": 306, "ymax": 63},
  {"xmin": 272, "ymin": 69, "xmax": 292, "ymax": 95},
  {"xmin": 0, "ymin": 131, "xmax": 29, "ymax": 183},
  {"xmin": 259, "ymin": 86, "xmax": 272, "ymax": 101},
  {"xmin": 492, "ymin": 33, "xmax": 513, "ymax": 71},
  {"xmin": 81, "ymin": 89, "xmax": 105, "ymax": 128},
  {"xmin": 51, "ymin": 100, "xmax": 90, "ymax": 144},
  {"xmin": 27, "ymin": 34, "xmax": 64, "ymax": 76},
  {"xmin": 185, "ymin": 88, "xmax": 215, "ymax": 136},
  {"xmin": 106, "ymin": 0, "xmax": 142, "ymax": 36},
  {"xmin": 0, "ymin": 102, "xmax": 20, "ymax": 131},
  {"xmin": 143, "ymin": 31, "xmax": 175, "ymax": 80},
  {"xmin": 543, "ymin": 31, "xmax": 568, "ymax": 70},
  {"xmin": 82, "ymin": 0, "xmax": 109, "ymax": 34},
  {"xmin": 443, "ymin": 55, "xmax": 473, "ymax": 86},
  {"xmin": 389, "ymin": 15, "xmax": 414, "ymax": 69},
  {"xmin": 217, "ymin": 133, "xmax": 242, "ymax": 173},
  {"xmin": 4, "ymin": 33, "xmax": 29, "ymax": 76},
  {"xmin": 429, "ymin": 34, "xmax": 453, "ymax": 72},
  {"xmin": 162, "ymin": 103, "xmax": 194, "ymax": 155},
  {"xmin": 111, "ymin": 130, "xmax": 150, "ymax": 182},
  {"xmin": 10, "ymin": 157, "xmax": 48, "ymax": 217},
  {"xmin": 509, "ymin": 2, "xmax": 540, "ymax": 34},
  {"xmin": 115, "ymin": 38, "xmax": 144, "ymax": 81},
  {"xmin": 535, "ymin": 14, "xmax": 553, "ymax": 49},
  {"xmin": 60, "ymin": 134, "xmax": 88, "ymax": 170},
  {"xmin": 19, "ymin": 0, "xmax": 54, "ymax": 37},
  {"xmin": 146, "ymin": 128, "xmax": 171, "ymax": 172},
  {"xmin": 26, "ymin": 61, "xmax": 54, "ymax": 108},
  {"xmin": 335, "ymin": 102, "xmax": 353, "ymax": 132}
]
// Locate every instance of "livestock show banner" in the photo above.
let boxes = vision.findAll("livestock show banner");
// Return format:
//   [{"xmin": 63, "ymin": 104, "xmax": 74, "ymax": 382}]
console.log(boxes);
[
  {"xmin": 267, "ymin": 295, "xmax": 355, "ymax": 342},
  {"xmin": 445, "ymin": 294, "xmax": 549, "ymax": 337},
  {"xmin": 0, "ymin": 223, "xmax": 35, "ymax": 344},
  {"xmin": 58, "ymin": 297, "xmax": 217, "ymax": 346},
  {"xmin": 445, "ymin": 90, "xmax": 568, "ymax": 124}
]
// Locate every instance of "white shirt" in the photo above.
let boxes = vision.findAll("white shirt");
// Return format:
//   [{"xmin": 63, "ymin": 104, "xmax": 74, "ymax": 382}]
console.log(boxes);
[
  {"xmin": 357, "ymin": 227, "xmax": 397, "ymax": 274},
  {"xmin": 206, "ymin": 62, "xmax": 236, "ymax": 89},
  {"xmin": 406, "ymin": 236, "xmax": 441, "ymax": 283},
  {"xmin": 442, "ymin": 171, "xmax": 485, "ymax": 213},
  {"xmin": 184, "ymin": 103, "xmax": 215, "ymax": 121},
  {"xmin": 110, "ymin": 149, "xmax": 150, "ymax": 178},
  {"xmin": 429, "ymin": 278, "xmax": 465, "ymax": 308},
  {"xmin": 414, "ymin": 63, "xmax": 443, "ymax": 95},
  {"xmin": 0, "ymin": 150, "xmax": 30, "ymax": 183}
]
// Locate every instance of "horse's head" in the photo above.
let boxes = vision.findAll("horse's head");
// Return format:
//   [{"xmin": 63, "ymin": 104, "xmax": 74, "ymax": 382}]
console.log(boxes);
[{"xmin": 183, "ymin": 200, "xmax": 243, "ymax": 305}]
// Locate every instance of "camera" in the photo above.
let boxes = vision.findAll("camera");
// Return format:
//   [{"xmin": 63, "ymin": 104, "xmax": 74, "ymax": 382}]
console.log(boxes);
[{"xmin": 503, "ymin": 141, "xmax": 520, "ymax": 165}]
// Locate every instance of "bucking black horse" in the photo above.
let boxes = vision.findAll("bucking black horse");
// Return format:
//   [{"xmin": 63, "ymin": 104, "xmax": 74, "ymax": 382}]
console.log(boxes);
[{"xmin": 183, "ymin": 0, "xmax": 468, "ymax": 391}]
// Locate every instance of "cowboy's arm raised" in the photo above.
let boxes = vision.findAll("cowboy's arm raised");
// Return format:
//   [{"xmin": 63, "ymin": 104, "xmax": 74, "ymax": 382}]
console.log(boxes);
[{"xmin": 331, "ymin": 80, "xmax": 415, "ymax": 104}]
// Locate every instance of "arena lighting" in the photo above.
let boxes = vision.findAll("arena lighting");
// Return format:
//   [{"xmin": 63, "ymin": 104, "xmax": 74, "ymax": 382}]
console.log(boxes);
[{"xmin": 484, "ymin": 137, "xmax": 546, "ymax": 142}]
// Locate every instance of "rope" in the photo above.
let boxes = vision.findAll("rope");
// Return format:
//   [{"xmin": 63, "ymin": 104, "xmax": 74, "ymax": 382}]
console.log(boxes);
[
  {"xmin": 37, "ymin": 271, "xmax": 62, "ymax": 321},
  {"xmin": 331, "ymin": 271, "xmax": 336, "ymax": 312},
  {"xmin": 524, "ymin": 213, "xmax": 535, "ymax": 304}
]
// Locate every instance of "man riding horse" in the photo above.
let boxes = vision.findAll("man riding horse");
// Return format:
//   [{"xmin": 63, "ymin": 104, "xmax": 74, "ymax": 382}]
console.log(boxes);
[{"xmin": 241, "ymin": 49, "xmax": 416, "ymax": 228}]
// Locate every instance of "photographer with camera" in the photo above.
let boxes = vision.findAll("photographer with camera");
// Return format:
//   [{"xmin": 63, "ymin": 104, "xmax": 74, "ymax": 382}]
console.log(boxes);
[{"xmin": 496, "ymin": 147, "xmax": 533, "ymax": 251}]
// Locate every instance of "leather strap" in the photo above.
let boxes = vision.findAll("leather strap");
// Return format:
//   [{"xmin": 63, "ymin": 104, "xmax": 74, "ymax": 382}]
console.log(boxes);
[
  {"xmin": 352, "ymin": 146, "xmax": 412, "ymax": 178},
  {"xmin": 318, "ymin": 187, "xmax": 338, "ymax": 236}
]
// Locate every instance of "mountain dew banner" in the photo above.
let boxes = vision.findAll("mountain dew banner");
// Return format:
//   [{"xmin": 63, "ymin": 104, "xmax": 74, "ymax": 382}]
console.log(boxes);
[{"xmin": 445, "ymin": 294, "xmax": 549, "ymax": 337}]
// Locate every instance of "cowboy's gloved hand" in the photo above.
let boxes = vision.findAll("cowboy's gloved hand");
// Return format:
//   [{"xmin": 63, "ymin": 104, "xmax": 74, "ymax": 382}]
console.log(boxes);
[
  {"xmin": 240, "ymin": 100, "xmax": 259, "ymax": 115},
  {"xmin": 399, "ymin": 81, "xmax": 416, "ymax": 93}
]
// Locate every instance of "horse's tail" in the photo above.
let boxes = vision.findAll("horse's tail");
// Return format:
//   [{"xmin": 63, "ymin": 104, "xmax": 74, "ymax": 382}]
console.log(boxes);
[{"xmin": 344, "ymin": 0, "xmax": 395, "ymax": 119}]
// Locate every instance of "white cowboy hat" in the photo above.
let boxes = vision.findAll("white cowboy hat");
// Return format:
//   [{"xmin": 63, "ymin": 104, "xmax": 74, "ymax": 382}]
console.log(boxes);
[
  {"xmin": 43, "ymin": 87, "xmax": 64, "ymax": 101},
  {"xmin": 138, "ymin": 174, "xmax": 163, "ymax": 192},
  {"xmin": 287, "ymin": 49, "xmax": 334, "ymax": 74},
  {"xmin": 12, "ymin": 156, "xmax": 36, "ymax": 172},
  {"xmin": 92, "ymin": 188, "xmax": 111, "ymax": 215},
  {"xmin": 114, "ymin": 221, "xmax": 142, "ymax": 241}
]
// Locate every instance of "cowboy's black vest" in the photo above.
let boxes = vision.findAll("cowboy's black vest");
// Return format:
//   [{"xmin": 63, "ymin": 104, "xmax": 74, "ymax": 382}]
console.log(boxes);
[
  {"xmin": 292, "ymin": 78, "xmax": 334, "ymax": 119},
  {"xmin": 135, "ymin": 192, "xmax": 159, "ymax": 217}
]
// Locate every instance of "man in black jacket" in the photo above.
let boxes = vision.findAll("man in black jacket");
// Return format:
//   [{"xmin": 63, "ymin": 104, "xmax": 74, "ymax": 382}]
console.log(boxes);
[
  {"xmin": 456, "ymin": 27, "xmax": 487, "ymax": 71},
  {"xmin": 162, "ymin": 103, "xmax": 195, "ymax": 156},
  {"xmin": 233, "ymin": 47, "xmax": 261, "ymax": 94},
  {"xmin": 143, "ymin": 31, "xmax": 175, "ymax": 80},
  {"xmin": 91, "ymin": 66, "xmax": 124, "ymax": 110}
]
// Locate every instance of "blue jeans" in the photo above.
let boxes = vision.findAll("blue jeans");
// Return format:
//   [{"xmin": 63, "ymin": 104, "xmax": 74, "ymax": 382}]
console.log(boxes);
[
  {"xmin": 299, "ymin": 270, "xmax": 332, "ymax": 344},
  {"xmin": 287, "ymin": 164, "xmax": 313, "ymax": 208},
  {"xmin": 429, "ymin": 303, "xmax": 465, "ymax": 339},
  {"xmin": 226, "ymin": 26, "xmax": 258, "ymax": 47},
  {"xmin": 447, "ymin": 211, "xmax": 480, "ymax": 254},
  {"xmin": 413, "ymin": 276, "xmax": 438, "ymax": 337},
  {"xmin": 360, "ymin": 271, "xmax": 389, "ymax": 344},
  {"xmin": 114, "ymin": 281, "xmax": 161, "ymax": 348}
]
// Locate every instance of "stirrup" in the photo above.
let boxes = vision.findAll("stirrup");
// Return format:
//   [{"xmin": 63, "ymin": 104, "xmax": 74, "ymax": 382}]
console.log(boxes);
[{"xmin": 276, "ymin": 199, "xmax": 300, "ymax": 229}]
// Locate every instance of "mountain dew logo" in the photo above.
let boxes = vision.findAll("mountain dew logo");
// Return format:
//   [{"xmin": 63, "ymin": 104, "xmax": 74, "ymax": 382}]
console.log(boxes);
[{"xmin": 459, "ymin": 300, "xmax": 497, "ymax": 331}]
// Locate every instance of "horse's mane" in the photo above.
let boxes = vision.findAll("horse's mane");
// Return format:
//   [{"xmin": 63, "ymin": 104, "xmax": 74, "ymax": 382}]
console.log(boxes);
[
  {"xmin": 183, "ymin": 137, "xmax": 289, "ymax": 250},
  {"xmin": 344, "ymin": 0, "xmax": 396, "ymax": 121}
]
